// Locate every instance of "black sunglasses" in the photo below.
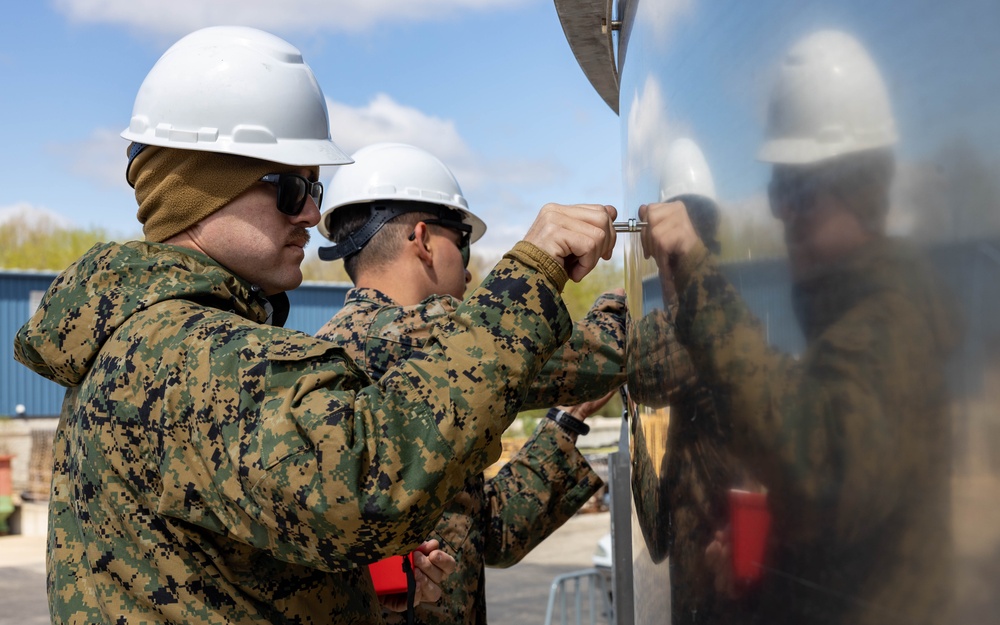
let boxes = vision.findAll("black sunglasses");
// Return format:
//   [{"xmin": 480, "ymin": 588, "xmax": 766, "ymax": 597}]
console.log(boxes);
[
  {"xmin": 767, "ymin": 171, "xmax": 820, "ymax": 218},
  {"xmin": 409, "ymin": 218, "xmax": 472, "ymax": 267},
  {"xmin": 260, "ymin": 173, "xmax": 324, "ymax": 216}
]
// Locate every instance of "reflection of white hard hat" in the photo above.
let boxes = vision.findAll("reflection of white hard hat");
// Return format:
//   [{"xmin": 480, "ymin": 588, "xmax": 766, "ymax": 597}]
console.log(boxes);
[
  {"xmin": 659, "ymin": 138, "xmax": 717, "ymax": 202},
  {"xmin": 318, "ymin": 142, "xmax": 486, "ymax": 242},
  {"xmin": 758, "ymin": 30, "xmax": 897, "ymax": 165},
  {"xmin": 121, "ymin": 26, "xmax": 352, "ymax": 166}
]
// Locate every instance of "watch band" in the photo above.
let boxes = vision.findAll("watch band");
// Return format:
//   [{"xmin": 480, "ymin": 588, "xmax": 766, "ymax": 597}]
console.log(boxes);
[{"xmin": 546, "ymin": 407, "xmax": 591, "ymax": 437}]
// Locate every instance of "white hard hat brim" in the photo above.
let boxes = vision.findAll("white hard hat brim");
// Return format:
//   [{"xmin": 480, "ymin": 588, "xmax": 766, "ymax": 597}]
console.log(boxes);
[{"xmin": 119, "ymin": 131, "xmax": 355, "ymax": 167}]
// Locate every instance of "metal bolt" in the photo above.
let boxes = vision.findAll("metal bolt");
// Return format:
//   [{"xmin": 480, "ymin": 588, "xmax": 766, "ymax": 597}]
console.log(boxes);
[{"xmin": 612, "ymin": 219, "xmax": 647, "ymax": 232}]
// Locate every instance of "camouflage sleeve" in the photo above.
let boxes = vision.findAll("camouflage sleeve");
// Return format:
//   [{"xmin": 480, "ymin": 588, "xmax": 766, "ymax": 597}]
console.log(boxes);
[
  {"xmin": 626, "ymin": 308, "xmax": 700, "ymax": 408},
  {"xmin": 479, "ymin": 419, "xmax": 603, "ymax": 568},
  {"xmin": 149, "ymin": 252, "xmax": 574, "ymax": 570},
  {"xmin": 520, "ymin": 291, "xmax": 627, "ymax": 410},
  {"xmin": 629, "ymin": 410, "xmax": 671, "ymax": 564},
  {"xmin": 672, "ymin": 243, "xmax": 932, "ymax": 544}
]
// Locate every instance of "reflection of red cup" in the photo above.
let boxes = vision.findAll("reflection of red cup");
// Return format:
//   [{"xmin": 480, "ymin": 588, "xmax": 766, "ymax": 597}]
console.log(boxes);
[
  {"xmin": 728, "ymin": 489, "xmax": 771, "ymax": 583},
  {"xmin": 368, "ymin": 553, "xmax": 414, "ymax": 596}
]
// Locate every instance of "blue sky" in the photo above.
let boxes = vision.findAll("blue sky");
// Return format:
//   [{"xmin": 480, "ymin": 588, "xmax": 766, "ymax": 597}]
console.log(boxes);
[
  {"xmin": 3, "ymin": 0, "xmax": 999, "ymax": 263},
  {"xmin": 0, "ymin": 0, "xmax": 622, "ymax": 259}
]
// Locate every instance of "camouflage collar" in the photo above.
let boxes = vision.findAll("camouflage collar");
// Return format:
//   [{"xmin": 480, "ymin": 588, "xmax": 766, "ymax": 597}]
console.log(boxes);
[{"xmin": 344, "ymin": 287, "xmax": 399, "ymax": 308}]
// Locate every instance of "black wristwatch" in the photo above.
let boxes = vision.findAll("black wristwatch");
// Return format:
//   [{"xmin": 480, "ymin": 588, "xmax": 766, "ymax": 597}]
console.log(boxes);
[{"xmin": 546, "ymin": 407, "xmax": 591, "ymax": 437}]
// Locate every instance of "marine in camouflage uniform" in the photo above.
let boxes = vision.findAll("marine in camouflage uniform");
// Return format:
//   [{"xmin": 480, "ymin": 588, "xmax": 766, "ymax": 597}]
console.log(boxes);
[
  {"xmin": 628, "ymin": 306, "xmax": 750, "ymax": 625},
  {"xmin": 626, "ymin": 197, "xmax": 751, "ymax": 625},
  {"xmin": 641, "ymin": 141, "xmax": 959, "ymax": 624},
  {"xmin": 665, "ymin": 236, "xmax": 958, "ymax": 625},
  {"xmin": 315, "ymin": 282, "xmax": 625, "ymax": 625},
  {"xmin": 637, "ymin": 30, "xmax": 960, "ymax": 623},
  {"xmin": 13, "ymin": 236, "xmax": 587, "ymax": 624}
]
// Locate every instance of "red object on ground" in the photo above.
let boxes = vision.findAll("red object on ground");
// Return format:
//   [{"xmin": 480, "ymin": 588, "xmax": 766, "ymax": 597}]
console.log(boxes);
[
  {"xmin": 369, "ymin": 553, "xmax": 414, "ymax": 596},
  {"xmin": 728, "ymin": 489, "xmax": 771, "ymax": 582}
]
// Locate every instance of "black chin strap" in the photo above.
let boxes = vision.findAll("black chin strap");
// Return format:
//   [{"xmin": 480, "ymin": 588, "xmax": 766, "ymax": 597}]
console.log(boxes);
[
  {"xmin": 318, "ymin": 202, "xmax": 424, "ymax": 261},
  {"xmin": 318, "ymin": 201, "xmax": 465, "ymax": 261}
]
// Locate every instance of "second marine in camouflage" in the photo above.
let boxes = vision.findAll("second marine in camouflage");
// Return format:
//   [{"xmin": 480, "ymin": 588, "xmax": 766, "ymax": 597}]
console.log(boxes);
[{"xmin": 315, "ymin": 143, "xmax": 626, "ymax": 624}]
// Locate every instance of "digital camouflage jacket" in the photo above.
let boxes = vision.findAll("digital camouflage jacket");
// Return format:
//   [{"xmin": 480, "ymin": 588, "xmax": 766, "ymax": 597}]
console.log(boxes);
[
  {"xmin": 627, "ymin": 304, "xmax": 749, "ymax": 625},
  {"xmin": 671, "ymin": 238, "xmax": 960, "ymax": 625},
  {"xmin": 316, "ymin": 288, "xmax": 627, "ymax": 412},
  {"xmin": 316, "ymin": 287, "xmax": 625, "ymax": 625},
  {"xmin": 13, "ymin": 240, "xmax": 576, "ymax": 625}
]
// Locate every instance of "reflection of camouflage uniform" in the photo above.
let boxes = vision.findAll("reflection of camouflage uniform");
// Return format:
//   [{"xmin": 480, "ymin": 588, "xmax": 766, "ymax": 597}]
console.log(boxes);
[
  {"xmin": 627, "ymin": 306, "xmax": 748, "ymax": 625},
  {"xmin": 14, "ymin": 240, "xmax": 580, "ymax": 625},
  {"xmin": 671, "ymin": 238, "xmax": 959, "ymax": 625},
  {"xmin": 316, "ymin": 288, "xmax": 626, "ymax": 625}
]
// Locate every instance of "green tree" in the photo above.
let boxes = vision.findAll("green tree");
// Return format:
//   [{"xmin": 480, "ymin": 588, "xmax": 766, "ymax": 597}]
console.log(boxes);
[
  {"xmin": 0, "ymin": 215, "xmax": 114, "ymax": 271},
  {"xmin": 561, "ymin": 259, "xmax": 625, "ymax": 319},
  {"xmin": 300, "ymin": 254, "xmax": 352, "ymax": 283}
]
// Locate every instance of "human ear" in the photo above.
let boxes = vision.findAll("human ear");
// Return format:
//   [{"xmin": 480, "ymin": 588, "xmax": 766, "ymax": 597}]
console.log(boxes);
[{"xmin": 411, "ymin": 222, "xmax": 434, "ymax": 265}]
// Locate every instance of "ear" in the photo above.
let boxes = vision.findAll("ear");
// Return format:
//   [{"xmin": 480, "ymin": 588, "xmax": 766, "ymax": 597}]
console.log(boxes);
[{"xmin": 410, "ymin": 221, "xmax": 434, "ymax": 266}]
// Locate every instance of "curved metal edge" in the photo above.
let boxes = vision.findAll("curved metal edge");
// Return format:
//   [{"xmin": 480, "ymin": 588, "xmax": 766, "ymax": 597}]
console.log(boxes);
[{"xmin": 553, "ymin": 0, "xmax": 620, "ymax": 114}]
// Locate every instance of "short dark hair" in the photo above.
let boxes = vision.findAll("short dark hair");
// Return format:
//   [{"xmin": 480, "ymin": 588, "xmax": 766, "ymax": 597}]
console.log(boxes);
[
  {"xmin": 672, "ymin": 194, "xmax": 721, "ymax": 255},
  {"xmin": 328, "ymin": 203, "xmax": 438, "ymax": 282}
]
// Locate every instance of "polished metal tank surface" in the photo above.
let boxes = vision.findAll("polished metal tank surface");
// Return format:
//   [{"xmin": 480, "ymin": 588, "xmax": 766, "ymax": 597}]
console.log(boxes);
[{"xmin": 557, "ymin": 1, "xmax": 1000, "ymax": 623}]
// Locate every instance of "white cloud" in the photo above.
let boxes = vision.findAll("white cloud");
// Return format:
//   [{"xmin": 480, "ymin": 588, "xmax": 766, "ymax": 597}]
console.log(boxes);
[
  {"xmin": 323, "ymin": 94, "xmax": 581, "ymax": 255},
  {"xmin": 51, "ymin": 128, "xmax": 132, "ymax": 190},
  {"xmin": 624, "ymin": 75, "xmax": 702, "ymax": 193},
  {"xmin": 326, "ymin": 92, "xmax": 562, "ymax": 188},
  {"xmin": 58, "ymin": 93, "xmax": 568, "ymax": 252},
  {"xmin": 54, "ymin": 0, "xmax": 537, "ymax": 37},
  {"xmin": 59, "ymin": 92, "xmax": 562, "ymax": 198},
  {"xmin": 644, "ymin": 0, "xmax": 695, "ymax": 41},
  {"xmin": 327, "ymin": 94, "xmax": 473, "ymax": 167},
  {"xmin": 0, "ymin": 203, "xmax": 75, "ymax": 229}
]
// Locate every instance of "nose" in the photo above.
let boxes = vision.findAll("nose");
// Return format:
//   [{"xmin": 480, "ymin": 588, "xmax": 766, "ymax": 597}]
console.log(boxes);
[
  {"xmin": 295, "ymin": 197, "xmax": 322, "ymax": 228},
  {"xmin": 464, "ymin": 269, "xmax": 472, "ymax": 284}
]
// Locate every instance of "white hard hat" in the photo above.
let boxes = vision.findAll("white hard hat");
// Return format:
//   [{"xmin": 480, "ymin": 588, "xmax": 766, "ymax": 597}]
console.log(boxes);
[
  {"xmin": 318, "ymin": 142, "xmax": 486, "ymax": 243},
  {"xmin": 121, "ymin": 26, "xmax": 352, "ymax": 166},
  {"xmin": 758, "ymin": 30, "xmax": 897, "ymax": 165},
  {"xmin": 659, "ymin": 138, "xmax": 717, "ymax": 202}
]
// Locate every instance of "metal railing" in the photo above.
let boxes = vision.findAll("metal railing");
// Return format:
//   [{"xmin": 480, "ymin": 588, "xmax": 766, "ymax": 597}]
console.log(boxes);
[{"xmin": 543, "ymin": 567, "xmax": 613, "ymax": 625}]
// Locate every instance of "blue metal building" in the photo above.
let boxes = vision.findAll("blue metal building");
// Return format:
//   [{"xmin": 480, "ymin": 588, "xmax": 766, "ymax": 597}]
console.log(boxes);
[
  {"xmin": 0, "ymin": 269, "xmax": 350, "ymax": 417},
  {"xmin": 5, "ymin": 237, "xmax": 999, "ymax": 417}
]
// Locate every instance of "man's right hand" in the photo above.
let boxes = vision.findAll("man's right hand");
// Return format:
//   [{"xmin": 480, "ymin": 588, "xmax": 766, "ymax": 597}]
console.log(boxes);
[
  {"xmin": 523, "ymin": 203, "xmax": 617, "ymax": 282},
  {"xmin": 638, "ymin": 201, "xmax": 702, "ymax": 281}
]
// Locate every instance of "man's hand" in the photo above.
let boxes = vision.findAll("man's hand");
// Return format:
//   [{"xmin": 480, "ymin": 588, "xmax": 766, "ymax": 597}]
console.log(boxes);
[
  {"xmin": 379, "ymin": 540, "xmax": 457, "ymax": 612},
  {"xmin": 524, "ymin": 203, "xmax": 617, "ymax": 282},
  {"xmin": 704, "ymin": 527, "xmax": 745, "ymax": 599},
  {"xmin": 557, "ymin": 387, "xmax": 618, "ymax": 422},
  {"xmin": 638, "ymin": 202, "xmax": 702, "ymax": 280}
]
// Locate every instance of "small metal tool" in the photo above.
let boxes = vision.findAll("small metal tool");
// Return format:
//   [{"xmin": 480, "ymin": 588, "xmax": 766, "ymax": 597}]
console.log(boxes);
[{"xmin": 613, "ymin": 219, "xmax": 647, "ymax": 232}]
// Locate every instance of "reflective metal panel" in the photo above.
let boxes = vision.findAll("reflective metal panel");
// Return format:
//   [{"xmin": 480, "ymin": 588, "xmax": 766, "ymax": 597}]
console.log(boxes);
[{"xmin": 617, "ymin": 1, "xmax": 1000, "ymax": 623}]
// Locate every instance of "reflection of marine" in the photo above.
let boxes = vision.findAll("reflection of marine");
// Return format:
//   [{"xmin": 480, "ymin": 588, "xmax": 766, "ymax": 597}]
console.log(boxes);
[
  {"xmin": 673, "ymin": 238, "xmax": 958, "ymax": 625},
  {"xmin": 315, "ymin": 143, "xmax": 627, "ymax": 625},
  {"xmin": 641, "ymin": 31, "xmax": 960, "ymax": 625},
  {"xmin": 628, "ymin": 138, "xmax": 749, "ymax": 624}
]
